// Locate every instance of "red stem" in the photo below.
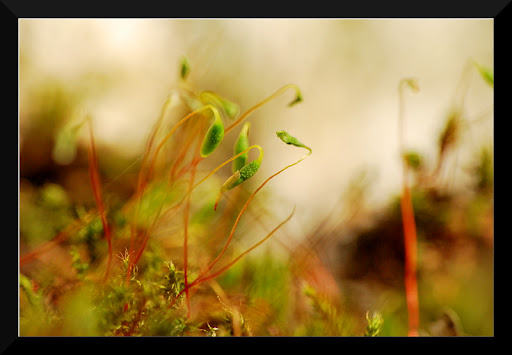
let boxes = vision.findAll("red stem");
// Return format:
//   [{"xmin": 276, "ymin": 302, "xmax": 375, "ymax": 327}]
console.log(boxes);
[
  {"xmin": 182, "ymin": 128, "xmax": 203, "ymax": 319},
  {"xmin": 400, "ymin": 185, "xmax": 420, "ymax": 336},
  {"xmin": 398, "ymin": 80, "xmax": 420, "ymax": 336},
  {"xmin": 168, "ymin": 152, "xmax": 308, "ymax": 310},
  {"xmin": 20, "ymin": 216, "xmax": 94, "ymax": 265},
  {"xmin": 87, "ymin": 118, "xmax": 113, "ymax": 283}
]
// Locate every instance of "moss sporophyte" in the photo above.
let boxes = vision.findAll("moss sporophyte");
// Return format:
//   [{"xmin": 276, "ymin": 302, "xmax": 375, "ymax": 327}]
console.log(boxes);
[
  {"xmin": 20, "ymin": 56, "xmax": 312, "ymax": 329},
  {"xmin": 199, "ymin": 91, "xmax": 240, "ymax": 120},
  {"xmin": 232, "ymin": 122, "xmax": 251, "ymax": 173},
  {"xmin": 276, "ymin": 130, "xmax": 312, "ymax": 154},
  {"xmin": 20, "ymin": 52, "xmax": 493, "ymax": 335},
  {"xmin": 199, "ymin": 107, "xmax": 224, "ymax": 157},
  {"xmin": 215, "ymin": 143, "xmax": 264, "ymax": 211}
]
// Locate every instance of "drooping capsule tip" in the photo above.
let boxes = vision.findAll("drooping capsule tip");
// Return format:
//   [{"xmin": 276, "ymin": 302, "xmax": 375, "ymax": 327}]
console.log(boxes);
[
  {"xmin": 276, "ymin": 130, "xmax": 312, "ymax": 153},
  {"xmin": 402, "ymin": 78, "xmax": 420, "ymax": 93},
  {"xmin": 472, "ymin": 60, "xmax": 494, "ymax": 88},
  {"xmin": 180, "ymin": 56, "xmax": 191, "ymax": 81},
  {"xmin": 288, "ymin": 90, "xmax": 303, "ymax": 107},
  {"xmin": 276, "ymin": 131, "xmax": 287, "ymax": 140},
  {"xmin": 223, "ymin": 100, "xmax": 240, "ymax": 119}
]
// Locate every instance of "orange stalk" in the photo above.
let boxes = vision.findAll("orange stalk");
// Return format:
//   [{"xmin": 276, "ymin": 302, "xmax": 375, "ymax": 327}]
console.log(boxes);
[
  {"xmin": 169, "ymin": 121, "xmax": 202, "ymax": 184},
  {"xmin": 400, "ymin": 186, "xmax": 419, "ymax": 336},
  {"xmin": 190, "ymin": 206, "xmax": 295, "ymax": 288},
  {"xmin": 20, "ymin": 214, "xmax": 95, "ymax": 265},
  {"xmin": 133, "ymin": 96, "xmax": 173, "ymax": 200},
  {"xmin": 154, "ymin": 145, "xmax": 263, "ymax": 230},
  {"xmin": 225, "ymin": 84, "xmax": 300, "ymax": 134},
  {"xmin": 86, "ymin": 117, "xmax": 113, "ymax": 283},
  {"xmin": 398, "ymin": 79, "xmax": 420, "ymax": 336},
  {"xmin": 182, "ymin": 125, "xmax": 204, "ymax": 319},
  {"xmin": 169, "ymin": 206, "xmax": 295, "ymax": 310},
  {"xmin": 167, "ymin": 84, "xmax": 301, "ymax": 181},
  {"xmin": 169, "ymin": 151, "xmax": 309, "ymax": 310},
  {"xmin": 126, "ymin": 106, "xmax": 210, "ymax": 284},
  {"xmin": 127, "ymin": 97, "xmax": 172, "ymax": 262},
  {"xmin": 125, "ymin": 122, "xmax": 202, "ymax": 284}
]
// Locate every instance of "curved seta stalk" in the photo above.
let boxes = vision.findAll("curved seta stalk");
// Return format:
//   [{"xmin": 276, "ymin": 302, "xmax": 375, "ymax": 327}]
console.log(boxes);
[
  {"xmin": 126, "ymin": 104, "xmax": 223, "ymax": 285},
  {"xmin": 169, "ymin": 139, "xmax": 312, "ymax": 310},
  {"xmin": 86, "ymin": 116, "xmax": 113, "ymax": 283},
  {"xmin": 225, "ymin": 84, "xmax": 302, "ymax": 134},
  {"xmin": 165, "ymin": 84, "xmax": 303, "ymax": 183}
]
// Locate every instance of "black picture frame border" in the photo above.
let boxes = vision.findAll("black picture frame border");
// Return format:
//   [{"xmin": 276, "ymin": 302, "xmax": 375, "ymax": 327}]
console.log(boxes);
[{"xmin": 7, "ymin": 0, "xmax": 505, "ymax": 352}]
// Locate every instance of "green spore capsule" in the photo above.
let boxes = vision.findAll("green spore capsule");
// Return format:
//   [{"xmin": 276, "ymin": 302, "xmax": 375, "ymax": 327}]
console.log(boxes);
[
  {"xmin": 276, "ymin": 130, "xmax": 312, "ymax": 153},
  {"xmin": 402, "ymin": 78, "xmax": 420, "ymax": 93},
  {"xmin": 214, "ymin": 145, "xmax": 264, "ymax": 210},
  {"xmin": 232, "ymin": 122, "xmax": 251, "ymax": 173},
  {"xmin": 472, "ymin": 61, "xmax": 494, "ymax": 88},
  {"xmin": 233, "ymin": 160, "xmax": 261, "ymax": 189},
  {"xmin": 288, "ymin": 89, "xmax": 303, "ymax": 107},
  {"xmin": 200, "ymin": 91, "xmax": 240, "ymax": 120},
  {"xmin": 219, "ymin": 170, "xmax": 242, "ymax": 194},
  {"xmin": 200, "ymin": 106, "xmax": 225, "ymax": 157},
  {"xmin": 180, "ymin": 56, "xmax": 191, "ymax": 81},
  {"xmin": 403, "ymin": 151, "xmax": 422, "ymax": 170}
]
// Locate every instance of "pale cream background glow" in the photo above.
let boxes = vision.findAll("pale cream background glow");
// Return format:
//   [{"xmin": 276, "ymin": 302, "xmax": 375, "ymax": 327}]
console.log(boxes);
[{"xmin": 19, "ymin": 19, "xmax": 493, "ymax": 238}]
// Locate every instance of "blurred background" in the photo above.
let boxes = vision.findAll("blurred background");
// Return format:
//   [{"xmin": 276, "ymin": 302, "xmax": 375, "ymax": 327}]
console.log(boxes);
[{"xmin": 19, "ymin": 19, "xmax": 493, "ymax": 336}]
